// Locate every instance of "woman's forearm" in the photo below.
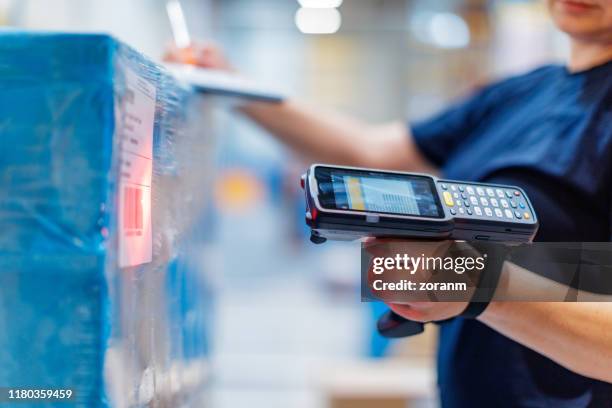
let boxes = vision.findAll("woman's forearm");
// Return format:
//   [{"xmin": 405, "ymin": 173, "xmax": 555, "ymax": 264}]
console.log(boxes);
[
  {"xmin": 479, "ymin": 262, "xmax": 612, "ymax": 382},
  {"xmin": 240, "ymin": 100, "xmax": 438, "ymax": 173}
]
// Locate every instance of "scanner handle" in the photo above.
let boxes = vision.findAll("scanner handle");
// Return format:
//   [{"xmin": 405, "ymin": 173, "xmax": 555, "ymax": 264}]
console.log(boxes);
[{"xmin": 377, "ymin": 310, "xmax": 425, "ymax": 338}]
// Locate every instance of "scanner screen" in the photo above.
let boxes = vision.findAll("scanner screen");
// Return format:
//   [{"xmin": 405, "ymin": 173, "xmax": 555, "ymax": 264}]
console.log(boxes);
[{"xmin": 315, "ymin": 167, "xmax": 442, "ymax": 218}]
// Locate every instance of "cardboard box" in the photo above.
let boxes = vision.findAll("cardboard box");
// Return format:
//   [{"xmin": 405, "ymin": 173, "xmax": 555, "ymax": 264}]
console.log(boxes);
[{"xmin": 0, "ymin": 32, "xmax": 215, "ymax": 407}]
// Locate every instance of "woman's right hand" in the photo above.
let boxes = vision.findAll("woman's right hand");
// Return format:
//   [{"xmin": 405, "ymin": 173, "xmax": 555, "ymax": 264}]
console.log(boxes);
[{"xmin": 163, "ymin": 42, "xmax": 234, "ymax": 72}]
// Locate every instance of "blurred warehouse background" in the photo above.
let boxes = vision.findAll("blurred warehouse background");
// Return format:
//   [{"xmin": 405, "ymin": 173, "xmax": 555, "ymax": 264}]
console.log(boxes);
[{"xmin": 0, "ymin": 1, "xmax": 568, "ymax": 407}]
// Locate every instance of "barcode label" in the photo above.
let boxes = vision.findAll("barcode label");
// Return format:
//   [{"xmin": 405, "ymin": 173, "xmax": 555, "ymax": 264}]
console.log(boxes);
[
  {"xmin": 123, "ymin": 186, "xmax": 143, "ymax": 236},
  {"xmin": 118, "ymin": 67, "xmax": 155, "ymax": 268},
  {"xmin": 118, "ymin": 184, "xmax": 151, "ymax": 267}
]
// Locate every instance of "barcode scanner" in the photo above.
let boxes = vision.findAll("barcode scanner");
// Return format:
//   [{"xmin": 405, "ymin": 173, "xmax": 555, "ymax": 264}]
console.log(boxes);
[
  {"xmin": 301, "ymin": 164, "xmax": 537, "ymax": 244},
  {"xmin": 300, "ymin": 164, "xmax": 538, "ymax": 338}
]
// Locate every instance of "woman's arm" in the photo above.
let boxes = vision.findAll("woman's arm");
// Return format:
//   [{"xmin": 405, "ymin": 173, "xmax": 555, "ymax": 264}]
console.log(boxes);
[
  {"xmin": 240, "ymin": 100, "xmax": 437, "ymax": 173},
  {"xmin": 382, "ymin": 244, "xmax": 612, "ymax": 383},
  {"xmin": 479, "ymin": 262, "xmax": 612, "ymax": 383},
  {"xmin": 164, "ymin": 43, "xmax": 438, "ymax": 173}
]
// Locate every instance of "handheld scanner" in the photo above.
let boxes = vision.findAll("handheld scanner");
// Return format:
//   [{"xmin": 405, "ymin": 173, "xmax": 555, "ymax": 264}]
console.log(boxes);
[{"xmin": 301, "ymin": 164, "xmax": 538, "ymax": 244}]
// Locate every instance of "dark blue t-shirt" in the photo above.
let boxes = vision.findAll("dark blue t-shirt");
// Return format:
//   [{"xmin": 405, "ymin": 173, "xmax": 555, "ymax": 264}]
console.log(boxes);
[{"xmin": 411, "ymin": 61, "xmax": 612, "ymax": 407}]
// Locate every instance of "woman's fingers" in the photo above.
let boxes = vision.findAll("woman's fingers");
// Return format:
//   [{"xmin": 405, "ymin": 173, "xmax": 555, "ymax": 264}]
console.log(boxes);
[{"xmin": 163, "ymin": 42, "xmax": 234, "ymax": 71}]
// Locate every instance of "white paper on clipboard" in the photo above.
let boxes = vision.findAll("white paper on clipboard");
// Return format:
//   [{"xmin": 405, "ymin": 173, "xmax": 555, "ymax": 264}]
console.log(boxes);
[{"xmin": 166, "ymin": 63, "xmax": 284, "ymax": 103}]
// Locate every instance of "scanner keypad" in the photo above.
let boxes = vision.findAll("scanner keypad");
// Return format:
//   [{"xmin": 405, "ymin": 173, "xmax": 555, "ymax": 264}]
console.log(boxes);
[{"xmin": 439, "ymin": 182, "xmax": 534, "ymax": 222}]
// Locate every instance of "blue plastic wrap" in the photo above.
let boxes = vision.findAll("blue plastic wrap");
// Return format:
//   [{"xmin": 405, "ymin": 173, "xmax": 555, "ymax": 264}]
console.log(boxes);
[{"xmin": 0, "ymin": 32, "xmax": 214, "ymax": 407}]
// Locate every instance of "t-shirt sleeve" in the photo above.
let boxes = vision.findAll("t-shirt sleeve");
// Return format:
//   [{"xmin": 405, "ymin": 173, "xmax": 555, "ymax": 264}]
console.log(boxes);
[{"xmin": 410, "ymin": 85, "xmax": 498, "ymax": 167}]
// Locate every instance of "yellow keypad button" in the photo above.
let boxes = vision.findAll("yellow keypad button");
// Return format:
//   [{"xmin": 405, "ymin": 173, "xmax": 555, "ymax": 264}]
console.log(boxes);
[
  {"xmin": 523, "ymin": 212, "xmax": 530, "ymax": 219},
  {"xmin": 443, "ymin": 191, "xmax": 454, "ymax": 207}
]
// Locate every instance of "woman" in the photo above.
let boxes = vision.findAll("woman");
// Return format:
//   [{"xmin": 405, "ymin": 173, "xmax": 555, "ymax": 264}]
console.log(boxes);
[{"xmin": 167, "ymin": 0, "xmax": 612, "ymax": 406}]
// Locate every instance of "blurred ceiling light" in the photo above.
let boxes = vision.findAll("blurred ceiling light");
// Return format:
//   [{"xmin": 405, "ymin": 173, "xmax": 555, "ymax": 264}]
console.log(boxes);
[
  {"xmin": 295, "ymin": 7, "xmax": 341, "ymax": 34},
  {"xmin": 411, "ymin": 12, "xmax": 470, "ymax": 49},
  {"xmin": 298, "ymin": 0, "xmax": 343, "ymax": 8}
]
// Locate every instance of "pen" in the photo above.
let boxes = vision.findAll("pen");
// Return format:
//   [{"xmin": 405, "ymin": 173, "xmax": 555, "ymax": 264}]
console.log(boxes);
[{"xmin": 166, "ymin": 0, "xmax": 197, "ymax": 65}]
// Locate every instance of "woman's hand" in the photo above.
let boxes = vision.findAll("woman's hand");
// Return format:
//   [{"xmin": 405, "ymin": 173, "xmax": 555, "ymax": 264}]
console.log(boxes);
[
  {"xmin": 388, "ymin": 301, "xmax": 467, "ymax": 323},
  {"xmin": 163, "ymin": 42, "xmax": 234, "ymax": 72},
  {"xmin": 364, "ymin": 239, "xmax": 477, "ymax": 322}
]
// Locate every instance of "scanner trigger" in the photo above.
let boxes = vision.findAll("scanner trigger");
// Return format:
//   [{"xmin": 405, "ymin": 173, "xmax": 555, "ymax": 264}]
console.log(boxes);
[
  {"xmin": 377, "ymin": 310, "xmax": 425, "ymax": 338},
  {"xmin": 310, "ymin": 233, "xmax": 327, "ymax": 244}
]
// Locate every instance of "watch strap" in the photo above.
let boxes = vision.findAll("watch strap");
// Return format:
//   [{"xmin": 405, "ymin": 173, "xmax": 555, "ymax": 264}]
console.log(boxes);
[{"xmin": 460, "ymin": 242, "xmax": 508, "ymax": 319}]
